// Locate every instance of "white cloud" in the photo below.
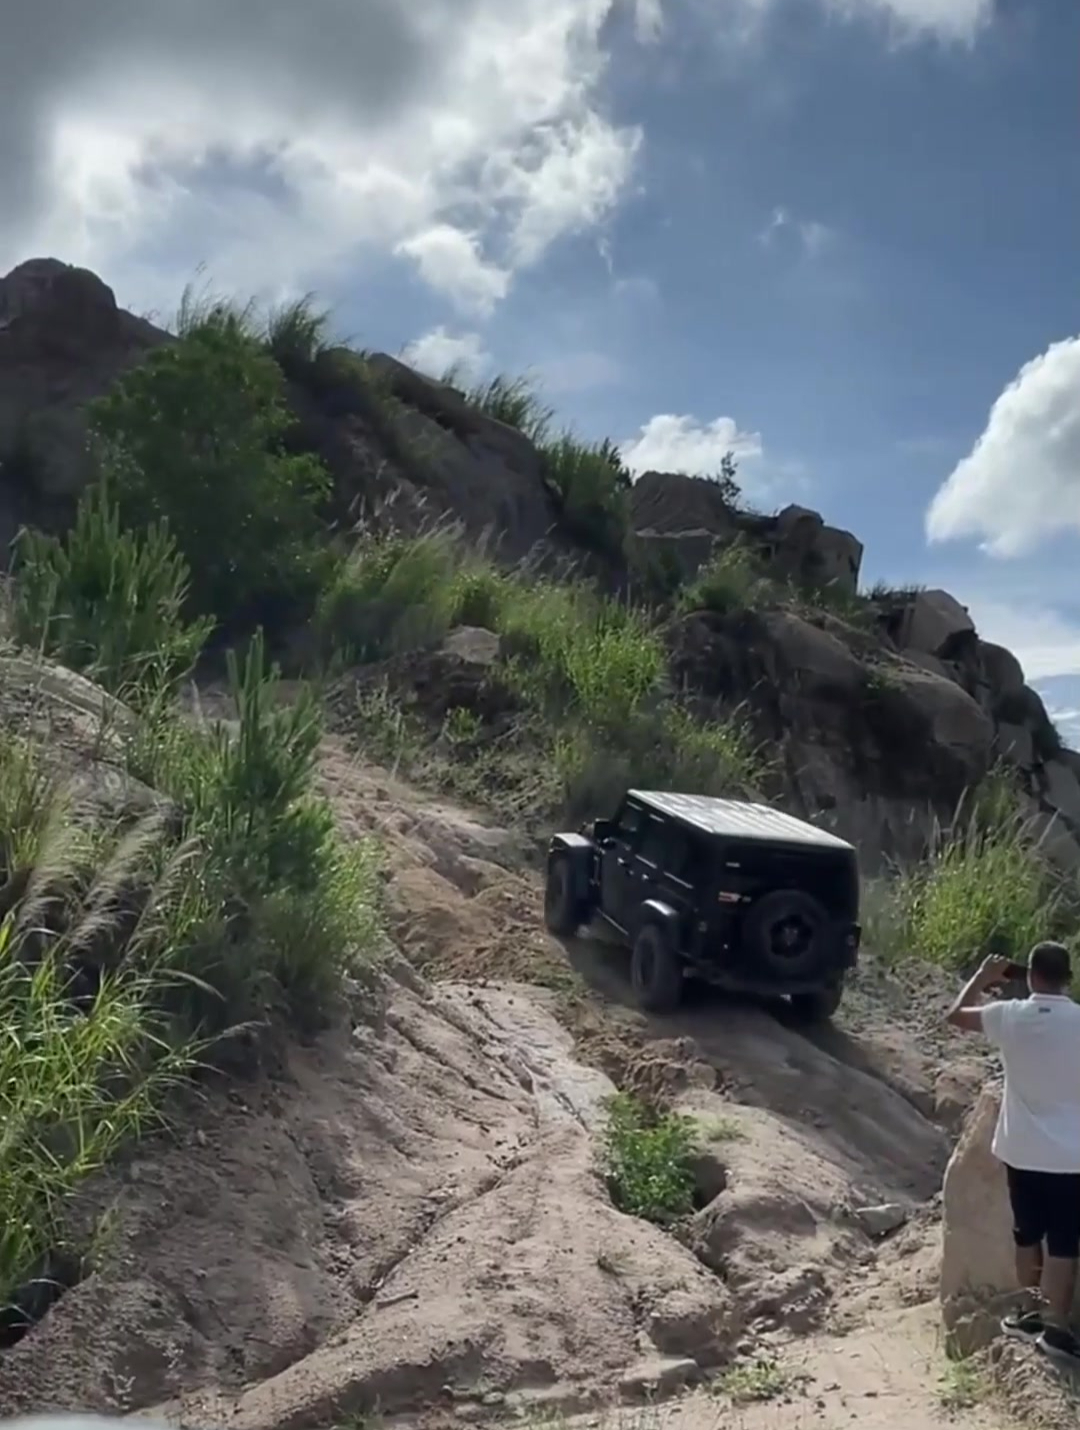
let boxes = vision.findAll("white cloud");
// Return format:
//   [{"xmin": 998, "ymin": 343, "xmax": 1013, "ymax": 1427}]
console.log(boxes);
[
  {"xmin": 1, "ymin": 1, "xmax": 642, "ymax": 312},
  {"xmin": 400, "ymin": 326, "xmax": 491, "ymax": 381},
  {"xmin": 395, "ymin": 226, "xmax": 510, "ymax": 316},
  {"xmin": 0, "ymin": 0, "xmax": 993, "ymax": 315},
  {"xmin": 622, "ymin": 413, "xmax": 763, "ymax": 477},
  {"xmin": 954, "ymin": 598, "xmax": 1080, "ymax": 683},
  {"xmin": 926, "ymin": 337, "xmax": 1080, "ymax": 558},
  {"xmin": 758, "ymin": 206, "xmax": 835, "ymax": 257}
]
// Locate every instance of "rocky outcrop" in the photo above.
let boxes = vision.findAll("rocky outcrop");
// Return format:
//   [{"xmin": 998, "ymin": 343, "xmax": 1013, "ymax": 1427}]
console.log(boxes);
[
  {"xmin": 0, "ymin": 258, "xmax": 168, "ymax": 554},
  {"xmin": 666, "ymin": 608, "xmax": 995, "ymax": 868},
  {"xmin": 629, "ymin": 475, "xmax": 863, "ymax": 595}
]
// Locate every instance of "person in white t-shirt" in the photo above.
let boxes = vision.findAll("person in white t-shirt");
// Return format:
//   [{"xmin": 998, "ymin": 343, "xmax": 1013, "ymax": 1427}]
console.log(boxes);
[{"xmin": 947, "ymin": 940, "xmax": 1080, "ymax": 1367}]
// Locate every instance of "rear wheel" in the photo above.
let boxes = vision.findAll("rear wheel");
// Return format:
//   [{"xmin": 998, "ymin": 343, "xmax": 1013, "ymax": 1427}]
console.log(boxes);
[
  {"xmin": 790, "ymin": 979, "xmax": 844, "ymax": 1024},
  {"xmin": 544, "ymin": 855, "xmax": 582, "ymax": 936},
  {"xmin": 631, "ymin": 923, "xmax": 684, "ymax": 1013},
  {"xmin": 742, "ymin": 888, "xmax": 830, "ymax": 982}
]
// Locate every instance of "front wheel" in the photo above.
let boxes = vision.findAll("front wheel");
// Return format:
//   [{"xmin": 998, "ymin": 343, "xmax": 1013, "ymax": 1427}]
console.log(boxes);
[
  {"xmin": 631, "ymin": 923, "xmax": 684, "ymax": 1013},
  {"xmin": 789, "ymin": 979, "xmax": 844, "ymax": 1024},
  {"xmin": 544, "ymin": 855, "xmax": 581, "ymax": 936}
]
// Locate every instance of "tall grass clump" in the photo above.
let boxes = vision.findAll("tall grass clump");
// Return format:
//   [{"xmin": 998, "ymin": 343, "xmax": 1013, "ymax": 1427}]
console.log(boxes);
[
  {"xmin": 464, "ymin": 373, "xmax": 553, "ymax": 443},
  {"xmin": 127, "ymin": 632, "xmax": 383, "ymax": 1029},
  {"xmin": 90, "ymin": 324, "xmax": 331, "ymax": 634},
  {"xmin": 872, "ymin": 772, "xmax": 1074, "ymax": 971},
  {"xmin": 316, "ymin": 527, "xmax": 464, "ymax": 666},
  {"xmin": 542, "ymin": 433, "xmax": 630, "ymax": 555},
  {"xmin": 0, "ymin": 780, "xmax": 212, "ymax": 1324},
  {"xmin": 679, "ymin": 539, "xmax": 771, "ymax": 616},
  {"xmin": 264, "ymin": 294, "xmax": 334, "ymax": 378},
  {"xmin": 10, "ymin": 482, "xmax": 212, "ymax": 704}
]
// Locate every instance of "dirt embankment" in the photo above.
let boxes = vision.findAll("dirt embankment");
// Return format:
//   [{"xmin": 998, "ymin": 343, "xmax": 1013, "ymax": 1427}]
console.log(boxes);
[{"xmin": 0, "ymin": 734, "xmax": 1007, "ymax": 1430}]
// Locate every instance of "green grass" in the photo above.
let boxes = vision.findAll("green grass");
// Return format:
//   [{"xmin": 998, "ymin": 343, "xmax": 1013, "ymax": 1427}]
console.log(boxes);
[
  {"xmin": 10, "ymin": 481, "xmax": 213, "ymax": 706},
  {"xmin": 678, "ymin": 540, "xmax": 772, "ymax": 616},
  {"xmin": 462, "ymin": 372, "xmax": 553, "ymax": 443},
  {"xmin": 601, "ymin": 1092, "xmax": 700, "ymax": 1226},
  {"xmin": 937, "ymin": 1358, "xmax": 985, "ymax": 1413},
  {"xmin": 869, "ymin": 771, "xmax": 1077, "ymax": 973},
  {"xmin": 715, "ymin": 1358, "xmax": 797, "ymax": 1404}
]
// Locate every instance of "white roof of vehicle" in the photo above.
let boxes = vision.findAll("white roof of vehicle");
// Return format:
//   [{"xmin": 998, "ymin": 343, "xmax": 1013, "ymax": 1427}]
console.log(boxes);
[{"xmin": 628, "ymin": 791, "xmax": 855, "ymax": 852}]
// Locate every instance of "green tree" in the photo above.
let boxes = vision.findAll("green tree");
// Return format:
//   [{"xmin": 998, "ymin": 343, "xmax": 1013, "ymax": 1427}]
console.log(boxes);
[{"xmin": 90, "ymin": 326, "xmax": 330, "ymax": 633}]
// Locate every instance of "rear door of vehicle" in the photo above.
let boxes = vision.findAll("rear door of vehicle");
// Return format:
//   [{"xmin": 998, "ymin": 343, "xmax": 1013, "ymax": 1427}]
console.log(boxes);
[{"xmin": 597, "ymin": 799, "xmax": 647, "ymax": 931}]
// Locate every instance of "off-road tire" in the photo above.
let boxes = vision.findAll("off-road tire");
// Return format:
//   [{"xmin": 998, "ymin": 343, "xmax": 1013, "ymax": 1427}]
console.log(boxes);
[
  {"xmin": 742, "ymin": 888, "xmax": 830, "ymax": 982},
  {"xmin": 544, "ymin": 855, "xmax": 582, "ymax": 936},
  {"xmin": 789, "ymin": 979, "xmax": 844, "ymax": 1024},
  {"xmin": 631, "ymin": 922, "xmax": 684, "ymax": 1013}
]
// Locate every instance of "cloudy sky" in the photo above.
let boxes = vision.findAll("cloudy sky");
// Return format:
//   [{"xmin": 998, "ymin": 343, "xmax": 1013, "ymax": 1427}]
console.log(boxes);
[{"xmin": 2, "ymin": 0, "xmax": 1077, "ymax": 733}]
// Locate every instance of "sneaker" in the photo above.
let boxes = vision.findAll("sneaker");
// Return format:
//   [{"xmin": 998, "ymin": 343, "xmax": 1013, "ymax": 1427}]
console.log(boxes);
[
  {"xmin": 1037, "ymin": 1324, "xmax": 1080, "ymax": 1367},
  {"xmin": 1002, "ymin": 1309, "xmax": 1045, "ymax": 1342}
]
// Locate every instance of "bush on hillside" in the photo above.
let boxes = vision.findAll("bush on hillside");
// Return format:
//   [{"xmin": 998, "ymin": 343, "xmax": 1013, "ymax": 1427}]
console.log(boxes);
[
  {"xmin": 89, "ymin": 325, "xmax": 331, "ymax": 634},
  {"xmin": 127, "ymin": 631, "xmax": 383, "ymax": 1029},
  {"xmin": 678, "ymin": 539, "xmax": 770, "ymax": 616},
  {"xmin": 10, "ymin": 482, "xmax": 212, "ymax": 704}
]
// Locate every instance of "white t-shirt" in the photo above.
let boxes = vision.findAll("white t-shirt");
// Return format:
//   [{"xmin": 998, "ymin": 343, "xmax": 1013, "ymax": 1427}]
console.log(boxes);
[{"xmin": 981, "ymin": 995, "xmax": 1080, "ymax": 1173}]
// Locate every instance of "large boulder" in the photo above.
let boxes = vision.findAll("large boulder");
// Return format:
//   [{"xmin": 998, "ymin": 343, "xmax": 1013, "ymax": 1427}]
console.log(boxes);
[
  {"xmin": 0, "ymin": 258, "xmax": 168, "ymax": 554},
  {"xmin": 629, "ymin": 470, "xmax": 737, "ymax": 539},
  {"xmin": 940, "ymin": 1086, "xmax": 1015, "ymax": 1355},
  {"xmin": 761, "ymin": 505, "xmax": 864, "ymax": 597},
  {"xmin": 892, "ymin": 589, "xmax": 975, "ymax": 660}
]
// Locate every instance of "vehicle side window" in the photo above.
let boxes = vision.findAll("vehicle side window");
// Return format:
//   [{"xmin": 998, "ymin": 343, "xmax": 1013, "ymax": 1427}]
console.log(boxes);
[
  {"xmin": 615, "ymin": 802, "xmax": 646, "ymax": 843},
  {"xmin": 637, "ymin": 815, "xmax": 669, "ymax": 867},
  {"xmin": 649, "ymin": 827, "xmax": 704, "ymax": 884}
]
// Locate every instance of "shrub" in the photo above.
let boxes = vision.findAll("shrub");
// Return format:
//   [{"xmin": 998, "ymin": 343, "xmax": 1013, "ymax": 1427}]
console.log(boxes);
[
  {"xmin": 602, "ymin": 1092, "xmax": 699, "ymax": 1225},
  {"xmin": 679, "ymin": 540, "xmax": 770, "ymax": 616},
  {"xmin": 316, "ymin": 528, "xmax": 462, "ymax": 665},
  {"xmin": 553, "ymin": 703, "xmax": 762, "ymax": 822},
  {"xmin": 89, "ymin": 325, "xmax": 331, "ymax": 633},
  {"xmin": 9, "ymin": 483, "xmax": 212, "ymax": 704},
  {"xmin": 542, "ymin": 433, "xmax": 630, "ymax": 555}
]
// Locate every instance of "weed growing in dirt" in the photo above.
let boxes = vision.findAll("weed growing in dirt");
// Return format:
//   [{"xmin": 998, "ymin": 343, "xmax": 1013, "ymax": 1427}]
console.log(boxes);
[
  {"xmin": 601, "ymin": 1092, "xmax": 699, "ymax": 1225},
  {"xmin": 462, "ymin": 372, "xmax": 554, "ymax": 443},
  {"xmin": 10, "ymin": 482, "xmax": 213, "ymax": 704},
  {"xmin": 716, "ymin": 1358, "xmax": 798, "ymax": 1404},
  {"xmin": 937, "ymin": 1357, "xmax": 985, "ymax": 1412}
]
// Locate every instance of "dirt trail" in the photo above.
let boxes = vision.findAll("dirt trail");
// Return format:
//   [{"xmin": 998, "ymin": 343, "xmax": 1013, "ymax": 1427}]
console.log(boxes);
[{"xmin": 0, "ymin": 729, "xmax": 1007, "ymax": 1428}]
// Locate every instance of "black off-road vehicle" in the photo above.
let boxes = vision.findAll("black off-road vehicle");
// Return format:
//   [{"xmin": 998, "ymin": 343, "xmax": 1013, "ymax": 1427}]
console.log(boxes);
[{"xmin": 544, "ymin": 790, "xmax": 860, "ymax": 1022}]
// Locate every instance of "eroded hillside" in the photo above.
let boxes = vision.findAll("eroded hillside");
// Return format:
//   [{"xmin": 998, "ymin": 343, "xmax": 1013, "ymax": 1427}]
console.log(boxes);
[{"xmin": 0, "ymin": 256, "xmax": 1078, "ymax": 1430}]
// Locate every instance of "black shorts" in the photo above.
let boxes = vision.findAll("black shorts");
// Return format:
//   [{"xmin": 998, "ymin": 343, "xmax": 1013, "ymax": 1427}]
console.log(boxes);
[{"xmin": 1006, "ymin": 1165, "xmax": 1080, "ymax": 1260}]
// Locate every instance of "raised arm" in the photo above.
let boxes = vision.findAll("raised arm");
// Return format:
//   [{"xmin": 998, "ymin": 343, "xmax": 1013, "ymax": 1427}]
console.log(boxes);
[{"xmin": 946, "ymin": 954, "xmax": 1011, "ymax": 1034}]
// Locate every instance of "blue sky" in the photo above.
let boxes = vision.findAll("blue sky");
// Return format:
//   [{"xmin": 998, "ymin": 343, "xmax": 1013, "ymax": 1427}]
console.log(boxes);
[{"xmin": 3, "ymin": 0, "xmax": 1078, "ymax": 734}]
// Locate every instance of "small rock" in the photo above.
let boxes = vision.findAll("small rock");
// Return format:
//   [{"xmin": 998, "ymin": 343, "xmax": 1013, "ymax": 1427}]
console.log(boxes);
[
  {"xmin": 619, "ymin": 1356, "xmax": 700, "ymax": 1401},
  {"xmin": 854, "ymin": 1202, "xmax": 909, "ymax": 1238}
]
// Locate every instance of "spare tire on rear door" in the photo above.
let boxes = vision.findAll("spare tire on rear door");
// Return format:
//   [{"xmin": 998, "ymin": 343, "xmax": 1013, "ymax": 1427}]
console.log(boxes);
[{"xmin": 741, "ymin": 888, "xmax": 831, "ymax": 982}]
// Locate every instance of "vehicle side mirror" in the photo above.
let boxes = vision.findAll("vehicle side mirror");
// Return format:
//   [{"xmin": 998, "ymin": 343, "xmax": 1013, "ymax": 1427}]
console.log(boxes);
[{"xmin": 593, "ymin": 818, "xmax": 614, "ymax": 842}]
